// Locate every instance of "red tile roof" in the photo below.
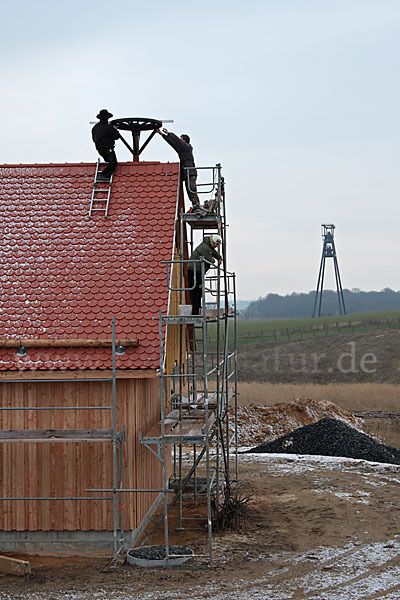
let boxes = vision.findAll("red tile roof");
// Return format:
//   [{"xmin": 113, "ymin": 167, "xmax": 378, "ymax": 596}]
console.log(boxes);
[{"xmin": 0, "ymin": 161, "xmax": 180, "ymax": 370}]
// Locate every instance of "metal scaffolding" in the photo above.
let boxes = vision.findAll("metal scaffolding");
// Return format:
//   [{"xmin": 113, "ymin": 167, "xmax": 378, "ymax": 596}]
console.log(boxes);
[
  {"xmin": 140, "ymin": 164, "xmax": 238, "ymax": 566},
  {"xmin": 0, "ymin": 318, "xmax": 126, "ymax": 567}
]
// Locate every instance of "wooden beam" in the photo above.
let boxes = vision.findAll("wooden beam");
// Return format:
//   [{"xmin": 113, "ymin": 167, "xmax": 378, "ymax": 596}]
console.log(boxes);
[
  {"xmin": 0, "ymin": 338, "xmax": 139, "ymax": 348},
  {"xmin": 0, "ymin": 555, "xmax": 31, "ymax": 577},
  {"xmin": 0, "ymin": 369, "xmax": 158, "ymax": 381},
  {"xmin": 0, "ymin": 429, "xmax": 114, "ymax": 442}
]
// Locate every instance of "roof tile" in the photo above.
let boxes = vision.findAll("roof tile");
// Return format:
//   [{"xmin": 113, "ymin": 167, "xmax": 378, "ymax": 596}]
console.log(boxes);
[{"xmin": 0, "ymin": 161, "xmax": 180, "ymax": 371}]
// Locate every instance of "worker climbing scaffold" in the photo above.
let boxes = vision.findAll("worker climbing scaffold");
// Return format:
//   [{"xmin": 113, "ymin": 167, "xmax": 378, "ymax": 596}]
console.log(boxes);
[{"xmin": 188, "ymin": 235, "xmax": 222, "ymax": 315}]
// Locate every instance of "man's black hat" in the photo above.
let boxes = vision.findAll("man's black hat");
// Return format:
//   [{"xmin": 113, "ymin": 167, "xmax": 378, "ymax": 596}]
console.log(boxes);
[{"xmin": 96, "ymin": 109, "xmax": 113, "ymax": 120}]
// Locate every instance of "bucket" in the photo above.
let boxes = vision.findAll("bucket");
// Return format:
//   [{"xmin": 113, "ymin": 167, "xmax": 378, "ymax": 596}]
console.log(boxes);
[
  {"xmin": 127, "ymin": 545, "xmax": 194, "ymax": 567},
  {"xmin": 179, "ymin": 305, "xmax": 192, "ymax": 316}
]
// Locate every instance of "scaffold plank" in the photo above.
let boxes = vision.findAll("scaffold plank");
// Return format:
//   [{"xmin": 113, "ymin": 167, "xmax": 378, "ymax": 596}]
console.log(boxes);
[
  {"xmin": 141, "ymin": 410, "xmax": 216, "ymax": 444},
  {"xmin": 169, "ymin": 411, "xmax": 215, "ymax": 439},
  {"xmin": 182, "ymin": 214, "xmax": 221, "ymax": 229},
  {"xmin": 142, "ymin": 410, "xmax": 180, "ymax": 440}
]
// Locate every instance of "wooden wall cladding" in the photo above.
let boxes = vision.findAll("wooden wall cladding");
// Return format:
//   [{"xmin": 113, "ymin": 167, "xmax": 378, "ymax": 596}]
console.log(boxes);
[
  {"xmin": 0, "ymin": 377, "xmax": 162, "ymax": 532},
  {"xmin": 165, "ymin": 247, "xmax": 187, "ymax": 385}
]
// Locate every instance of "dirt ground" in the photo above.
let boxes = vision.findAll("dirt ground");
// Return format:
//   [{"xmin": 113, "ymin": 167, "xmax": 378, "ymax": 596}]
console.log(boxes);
[{"xmin": 2, "ymin": 447, "xmax": 400, "ymax": 600}]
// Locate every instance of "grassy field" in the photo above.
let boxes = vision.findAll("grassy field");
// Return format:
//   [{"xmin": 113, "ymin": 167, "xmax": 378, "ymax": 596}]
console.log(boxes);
[
  {"xmin": 236, "ymin": 381, "xmax": 400, "ymax": 411},
  {"xmin": 206, "ymin": 310, "xmax": 400, "ymax": 347},
  {"xmin": 237, "ymin": 310, "xmax": 400, "ymax": 332}
]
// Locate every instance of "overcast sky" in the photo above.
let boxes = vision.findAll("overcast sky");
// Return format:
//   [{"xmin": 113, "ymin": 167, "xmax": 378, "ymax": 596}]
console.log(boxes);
[{"xmin": 2, "ymin": 0, "xmax": 399, "ymax": 300}]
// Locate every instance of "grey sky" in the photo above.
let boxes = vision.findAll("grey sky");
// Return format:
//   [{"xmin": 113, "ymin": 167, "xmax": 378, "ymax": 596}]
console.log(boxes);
[{"xmin": 2, "ymin": 0, "xmax": 400, "ymax": 299}]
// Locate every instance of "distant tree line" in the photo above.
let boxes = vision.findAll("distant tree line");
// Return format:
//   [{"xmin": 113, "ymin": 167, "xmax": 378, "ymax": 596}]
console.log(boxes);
[{"xmin": 244, "ymin": 288, "xmax": 400, "ymax": 319}]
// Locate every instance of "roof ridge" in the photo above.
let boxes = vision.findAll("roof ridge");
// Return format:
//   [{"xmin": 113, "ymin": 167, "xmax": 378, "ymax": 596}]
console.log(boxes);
[{"xmin": 0, "ymin": 161, "xmax": 179, "ymax": 168}]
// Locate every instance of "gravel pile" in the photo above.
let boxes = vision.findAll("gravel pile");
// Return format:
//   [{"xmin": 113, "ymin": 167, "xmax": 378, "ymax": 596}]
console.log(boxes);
[
  {"xmin": 128, "ymin": 545, "xmax": 192, "ymax": 560},
  {"xmin": 245, "ymin": 417, "xmax": 400, "ymax": 465},
  {"xmin": 232, "ymin": 398, "xmax": 364, "ymax": 446}
]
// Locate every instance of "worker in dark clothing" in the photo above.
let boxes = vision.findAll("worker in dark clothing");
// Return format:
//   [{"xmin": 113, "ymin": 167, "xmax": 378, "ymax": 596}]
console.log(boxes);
[
  {"xmin": 158, "ymin": 128, "xmax": 200, "ymax": 207},
  {"xmin": 188, "ymin": 235, "xmax": 222, "ymax": 315},
  {"xmin": 92, "ymin": 109, "xmax": 120, "ymax": 180}
]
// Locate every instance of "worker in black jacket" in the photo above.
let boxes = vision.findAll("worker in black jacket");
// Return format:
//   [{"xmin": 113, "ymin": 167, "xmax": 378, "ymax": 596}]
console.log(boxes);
[
  {"xmin": 158, "ymin": 128, "xmax": 200, "ymax": 207},
  {"xmin": 92, "ymin": 109, "xmax": 120, "ymax": 180},
  {"xmin": 188, "ymin": 235, "xmax": 222, "ymax": 315}
]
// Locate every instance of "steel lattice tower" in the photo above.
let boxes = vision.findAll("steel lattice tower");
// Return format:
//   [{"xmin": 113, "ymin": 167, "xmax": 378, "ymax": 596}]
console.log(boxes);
[{"xmin": 312, "ymin": 224, "xmax": 346, "ymax": 317}]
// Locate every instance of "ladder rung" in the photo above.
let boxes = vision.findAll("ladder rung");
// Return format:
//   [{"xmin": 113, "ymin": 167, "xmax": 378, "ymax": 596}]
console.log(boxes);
[{"xmin": 89, "ymin": 162, "xmax": 113, "ymax": 217}]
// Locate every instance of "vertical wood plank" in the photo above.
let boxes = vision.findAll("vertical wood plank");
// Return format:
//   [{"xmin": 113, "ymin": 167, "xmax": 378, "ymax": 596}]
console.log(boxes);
[
  {"xmin": 0, "ymin": 374, "xmax": 163, "ymax": 534},
  {"xmin": 63, "ymin": 382, "xmax": 75, "ymax": 530},
  {"xmin": 26, "ymin": 383, "xmax": 38, "ymax": 530}
]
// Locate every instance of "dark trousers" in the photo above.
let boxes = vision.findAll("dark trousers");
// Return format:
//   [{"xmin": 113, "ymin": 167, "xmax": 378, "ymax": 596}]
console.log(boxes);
[
  {"xmin": 188, "ymin": 268, "xmax": 202, "ymax": 315},
  {"xmin": 99, "ymin": 148, "xmax": 118, "ymax": 177},
  {"xmin": 185, "ymin": 174, "xmax": 200, "ymax": 206}
]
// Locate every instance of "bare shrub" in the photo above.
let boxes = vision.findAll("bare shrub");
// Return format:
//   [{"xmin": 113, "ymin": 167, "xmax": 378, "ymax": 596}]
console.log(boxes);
[{"xmin": 212, "ymin": 481, "xmax": 253, "ymax": 532}]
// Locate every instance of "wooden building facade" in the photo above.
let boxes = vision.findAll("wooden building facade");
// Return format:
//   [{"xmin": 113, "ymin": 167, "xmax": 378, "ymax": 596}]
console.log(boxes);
[
  {"xmin": 0, "ymin": 373, "xmax": 161, "ymax": 532},
  {"xmin": 0, "ymin": 160, "xmax": 186, "ymax": 549}
]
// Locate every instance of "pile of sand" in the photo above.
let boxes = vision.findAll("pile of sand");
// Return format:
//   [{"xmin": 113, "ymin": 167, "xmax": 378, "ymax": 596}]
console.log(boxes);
[{"xmin": 233, "ymin": 398, "xmax": 364, "ymax": 447}]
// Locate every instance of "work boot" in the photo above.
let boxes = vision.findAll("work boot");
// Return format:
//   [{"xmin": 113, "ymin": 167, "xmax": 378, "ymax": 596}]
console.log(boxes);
[{"xmin": 97, "ymin": 172, "xmax": 110, "ymax": 182}]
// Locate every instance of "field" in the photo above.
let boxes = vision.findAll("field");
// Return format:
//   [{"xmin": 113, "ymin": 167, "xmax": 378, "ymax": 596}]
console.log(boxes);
[
  {"xmin": 235, "ymin": 309, "xmax": 400, "ymax": 334},
  {"xmin": 208, "ymin": 310, "xmax": 400, "ymax": 347},
  {"xmin": 237, "ymin": 381, "xmax": 400, "ymax": 411},
  {"xmin": 236, "ymin": 327, "xmax": 400, "ymax": 384}
]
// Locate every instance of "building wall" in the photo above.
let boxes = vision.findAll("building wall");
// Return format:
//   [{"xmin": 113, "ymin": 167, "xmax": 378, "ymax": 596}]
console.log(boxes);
[
  {"xmin": 0, "ymin": 376, "xmax": 162, "ymax": 532},
  {"xmin": 165, "ymin": 244, "xmax": 187, "ymax": 391},
  {"xmin": 164, "ymin": 185, "xmax": 189, "ymax": 386}
]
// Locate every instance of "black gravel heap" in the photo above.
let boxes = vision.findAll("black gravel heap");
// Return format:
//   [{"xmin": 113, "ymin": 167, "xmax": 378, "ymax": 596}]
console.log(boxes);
[{"xmin": 245, "ymin": 418, "xmax": 400, "ymax": 465}]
